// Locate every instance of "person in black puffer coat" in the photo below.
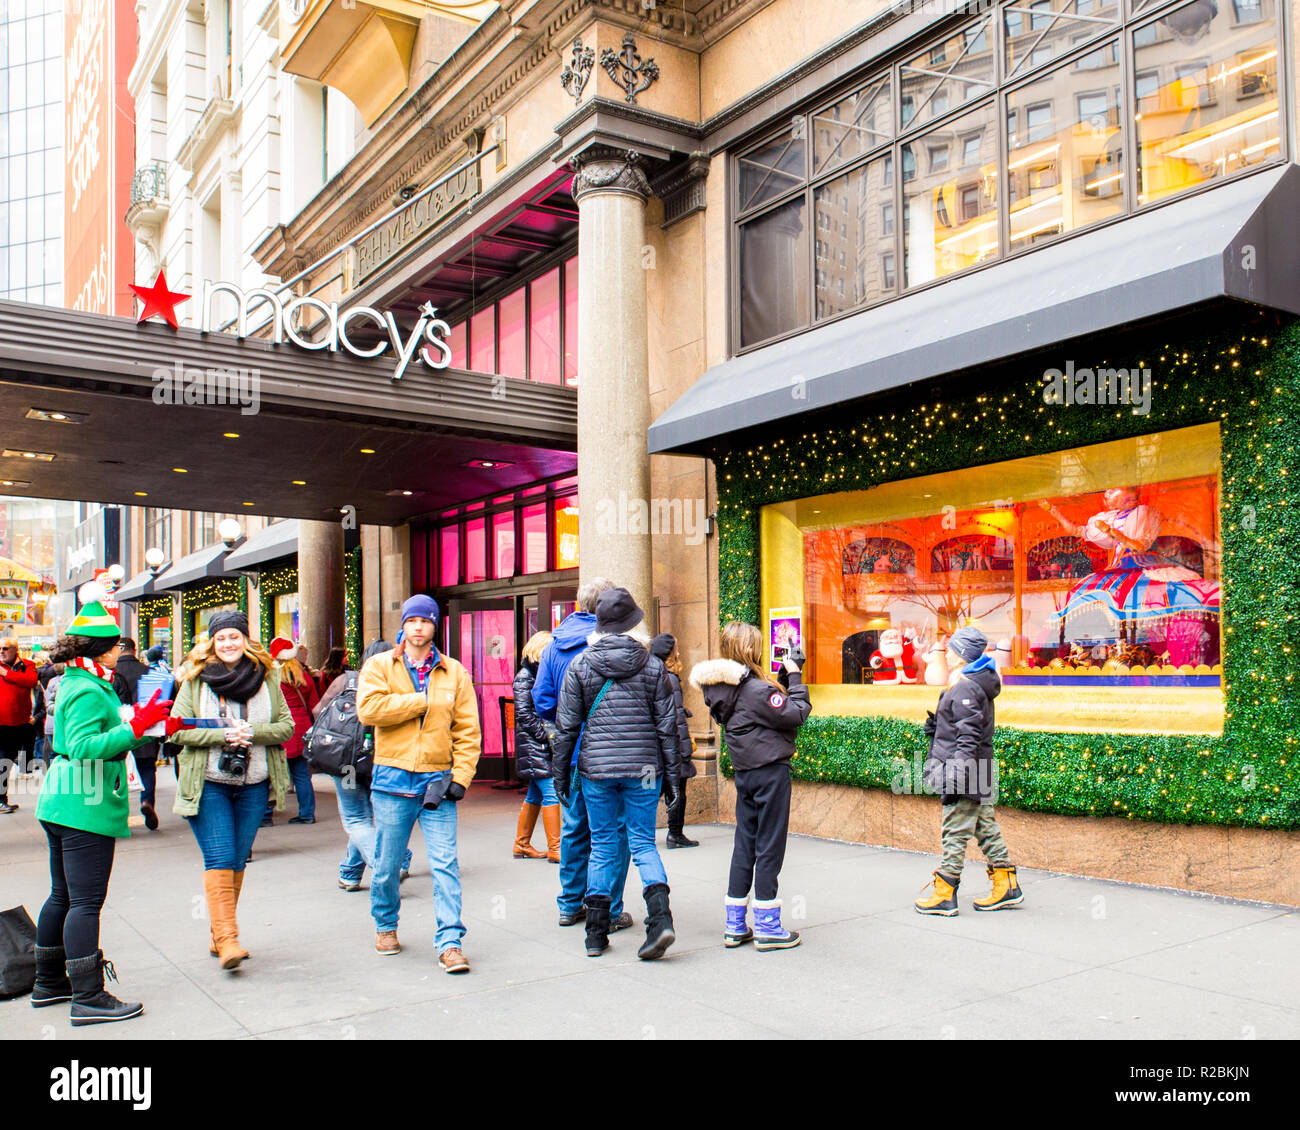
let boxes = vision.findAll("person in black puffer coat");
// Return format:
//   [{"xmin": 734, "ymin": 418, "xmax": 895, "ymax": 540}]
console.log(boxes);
[
  {"xmin": 650, "ymin": 633, "xmax": 698, "ymax": 848},
  {"xmin": 511, "ymin": 631, "xmax": 561, "ymax": 863},
  {"xmin": 552, "ymin": 588, "xmax": 681, "ymax": 962},
  {"xmin": 691, "ymin": 620, "xmax": 811, "ymax": 951},
  {"xmin": 915, "ymin": 626, "xmax": 1023, "ymax": 917}
]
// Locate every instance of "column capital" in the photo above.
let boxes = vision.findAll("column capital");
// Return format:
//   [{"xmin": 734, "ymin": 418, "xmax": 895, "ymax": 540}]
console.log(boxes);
[{"xmin": 569, "ymin": 146, "xmax": 652, "ymax": 204}]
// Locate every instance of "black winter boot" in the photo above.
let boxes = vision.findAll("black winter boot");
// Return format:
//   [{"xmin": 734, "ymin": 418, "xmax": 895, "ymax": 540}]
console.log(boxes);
[
  {"xmin": 584, "ymin": 896, "xmax": 612, "ymax": 957},
  {"xmin": 637, "ymin": 883, "xmax": 676, "ymax": 960},
  {"xmin": 66, "ymin": 951, "xmax": 143, "ymax": 1027},
  {"xmin": 666, "ymin": 796, "xmax": 698, "ymax": 848},
  {"xmin": 31, "ymin": 944, "xmax": 72, "ymax": 1007}
]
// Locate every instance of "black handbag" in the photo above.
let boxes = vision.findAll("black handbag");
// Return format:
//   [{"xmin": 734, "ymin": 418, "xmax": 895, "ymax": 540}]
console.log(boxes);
[{"xmin": 0, "ymin": 906, "xmax": 37, "ymax": 999}]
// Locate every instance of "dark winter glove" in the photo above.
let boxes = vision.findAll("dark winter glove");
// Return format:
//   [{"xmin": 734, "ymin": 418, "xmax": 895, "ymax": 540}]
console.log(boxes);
[
  {"xmin": 553, "ymin": 771, "xmax": 570, "ymax": 807},
  {"xmin": 662, "ymin": 775, "xmax": 682, "ymax": 812},
  {"xmin": 129, "ymin": 689, "xmax": 173, "ymax": 740},
  {"xmin": 445, "ymin": 781, "xmax": 466, "ymax": 803},
  {"xmin": 923, "ymin": 710, "xmax": 937, "ymax": 740}
]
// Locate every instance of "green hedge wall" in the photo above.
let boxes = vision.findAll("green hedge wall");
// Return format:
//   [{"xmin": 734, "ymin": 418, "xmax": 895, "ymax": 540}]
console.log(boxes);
[{"xmin": 715, "ymin": 316, "xmax": 1299, "ymax": 828}]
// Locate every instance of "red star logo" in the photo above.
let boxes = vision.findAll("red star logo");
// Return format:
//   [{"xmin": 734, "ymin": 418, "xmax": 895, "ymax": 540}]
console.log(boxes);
[{"xmin": 129, "ymin": 270, "xmax": 190, "ymax": 328}]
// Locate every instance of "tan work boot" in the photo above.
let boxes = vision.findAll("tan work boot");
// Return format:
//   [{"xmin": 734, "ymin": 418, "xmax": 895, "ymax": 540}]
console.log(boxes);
[
  {"xmin": 513, "ymin": 802, "xmax": 546, "ymax": 858},
  {"xmin": 915, "ymin": 870, "xmax": 960, "ymax": 916},
  {"xmin": 973, "ymin": 865, "xmax": 1025, "ymax": 911},
  {"xmin": 375, "ymin": 930, "xmax": 401, "ymax": 956},
  {"xmin": 438, "ymin": 946, "xmax": 470, "ymax": 974}
]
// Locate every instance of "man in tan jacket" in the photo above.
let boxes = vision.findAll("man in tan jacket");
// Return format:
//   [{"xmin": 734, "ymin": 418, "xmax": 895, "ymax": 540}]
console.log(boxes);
[{"xmin": 357, "ymin": 595, "xmax": 481, "ymax": 972}]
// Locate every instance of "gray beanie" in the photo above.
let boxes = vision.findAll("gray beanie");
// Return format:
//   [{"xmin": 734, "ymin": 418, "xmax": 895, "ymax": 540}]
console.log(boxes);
[{"xmin": 948, "ymin": 626, "xmax": 988, "ymax": 662}]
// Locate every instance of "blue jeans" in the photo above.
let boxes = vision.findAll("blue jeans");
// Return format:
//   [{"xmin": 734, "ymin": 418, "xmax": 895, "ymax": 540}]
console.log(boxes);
[
  {"xmin": 335, "ymin": 777, "xmax": 412, "ymax": 883},
  {"xmin": 187, "ymin": 779, "xmax": 269, "ymax": 871},
  {"xmin": 558, "ymin": 776, "xmax": 631, "ymax": 916},
  {"xmin": 524, "ymin": 777, "xmax": 558, "ymax": 806},
  {"xmin": 370, "ymin": 788, "xmax": 464, "ymax": 951},
  {"xmin": 286, "ymin": 756, "xmax": 316, "ymax": 820},
  {"xmin": 583, "ymin": 776, "xmax": 668, "ymax": 902},
  {"xmin": 135, "ymin": 741, "xmax": 159, "ymax": 810}
]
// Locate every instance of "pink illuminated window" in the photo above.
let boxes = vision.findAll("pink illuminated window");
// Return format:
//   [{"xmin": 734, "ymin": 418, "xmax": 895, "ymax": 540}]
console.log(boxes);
[
  {"xmin": 439, "ymin": 525, "xmax": 459, "ymax": 586},
  {"xmin": 464, "ymin": 517, "xmax": 487, "ymax": 583},
  {"xmin": 448, "ymin": 322, "xmax": 467, "ymax": 369},
  {"xmin": 529, "ymin": 267, "xmax": 561, "ymax": 385},
  {"xmin": 498, "ymin": 287, "xmax": 527, "ymax": 380},
  {"xmin": 522, "ymin": 502, "xmax": 547, "ymax": 573},
  {"xmin": 564, "ymin": 256, "xmax": 579, "ymax": 386},
  {"xmin": 470, "ymin": 307, "xmax": 496, "ymax": 374},
  {"xmin": 492, "ymin": 511, "xmax": 515, "ymax": 578}
]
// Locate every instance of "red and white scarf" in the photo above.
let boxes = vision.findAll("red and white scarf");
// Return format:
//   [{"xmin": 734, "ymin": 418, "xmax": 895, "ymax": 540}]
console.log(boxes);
[{"xmin": 67, "ymin": 656, "xmax": 114, "ymax": 683}]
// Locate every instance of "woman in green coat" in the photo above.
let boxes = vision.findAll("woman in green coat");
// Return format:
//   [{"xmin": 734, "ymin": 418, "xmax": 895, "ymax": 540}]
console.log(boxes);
[
  {"xmin": 169, "ymin": 610, "xmax": 293, "ymax": 968},
  {"xmin": 32, "ymin": 590, "xmax": 182, "ymax": 1025}
]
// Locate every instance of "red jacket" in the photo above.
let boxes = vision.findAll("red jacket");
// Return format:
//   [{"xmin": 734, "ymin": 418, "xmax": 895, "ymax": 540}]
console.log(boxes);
[
  {"xmin": 281, "ymin": 676, "xmax": 319, "ymax": 758},
  {"xmin": 0, "ymin": 658, "xmax": 39, "ymax": 726}
]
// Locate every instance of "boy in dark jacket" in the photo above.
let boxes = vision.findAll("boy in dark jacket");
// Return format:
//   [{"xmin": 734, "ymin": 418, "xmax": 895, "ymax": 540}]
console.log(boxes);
[
  {"xmin": 691, "ymin": 621, "xmax": 811, "ymax": 950},
  {"xmin": 915, "ymin": 626, "xmax": 1023, "ymax": 915}
]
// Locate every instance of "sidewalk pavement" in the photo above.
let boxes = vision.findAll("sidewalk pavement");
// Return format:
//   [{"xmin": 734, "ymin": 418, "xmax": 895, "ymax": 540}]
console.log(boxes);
[{"xmin": 1, "ymin": 772, "xmax": 1297, "ymax": 1040}]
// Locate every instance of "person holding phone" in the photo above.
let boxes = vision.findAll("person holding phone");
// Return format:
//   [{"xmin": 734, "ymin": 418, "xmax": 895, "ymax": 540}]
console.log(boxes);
[
  {"xmin": 169, "ymin": 611, "xmax": 294, "ymax": 968},
  {"xmin": 691, "ymin": 622, "xmax": 812, "ymax": 950},
  {"xmin": 32, "ymin": 589, "xmax": 184, "ymax": 1024}
]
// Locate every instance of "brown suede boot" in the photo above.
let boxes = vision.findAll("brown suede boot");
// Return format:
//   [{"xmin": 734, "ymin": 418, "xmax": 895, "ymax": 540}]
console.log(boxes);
[
  {"xmin": 513, "ymin": 802, "xmax": 546, "ymax": 858},
  {"xmin": 204, "ymin": 870, "xmax": 249, "ymax": 969},
  {"xmin": 541, "ymin": 804, "xmax": 562, "ymax": 863},
  {"xmin": 210, "ymin": 870, "xmax": 250, "ymax": 957}
]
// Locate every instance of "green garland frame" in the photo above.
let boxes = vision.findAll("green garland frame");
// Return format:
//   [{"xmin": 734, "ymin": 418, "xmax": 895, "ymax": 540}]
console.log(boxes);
[
  {"xmin": 257, "ymin": 563, "xmax": 299, "ymax": 645},
  {"xmin": 715, "ymin": 318, "xmax": 1299, "ymax": 829},
  {"xmin": 345, "ymin": 545, "xmax": 362, "ymax": 667},
  {"xmin": 137, "ymin": 595, "xmax": 172, "ymax": 653},
  {"xmin": 180, "ymin": 578, "xmax": 249, "ymax": 656}
]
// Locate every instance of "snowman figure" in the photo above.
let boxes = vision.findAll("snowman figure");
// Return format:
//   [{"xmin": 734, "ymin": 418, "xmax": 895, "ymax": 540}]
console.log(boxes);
[
  {"xmin": 993, "ymin": 638, "xmax": 1014, "ymax": 670},
  {"xmin": 923, "ymin": 637, "xmax": 949, "ymax": 686}
]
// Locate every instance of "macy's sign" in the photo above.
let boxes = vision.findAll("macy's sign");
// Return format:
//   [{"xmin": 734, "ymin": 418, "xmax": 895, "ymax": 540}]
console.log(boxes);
[{"xmin": 128, "ymin": 270, "xmax": 453, "ymax": 381}]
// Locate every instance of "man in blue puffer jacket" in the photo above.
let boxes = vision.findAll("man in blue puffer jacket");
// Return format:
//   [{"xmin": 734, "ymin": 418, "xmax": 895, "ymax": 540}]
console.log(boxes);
[{"xmin": 531, "ymin": 577, "xmax": 633, "ymax": 931}]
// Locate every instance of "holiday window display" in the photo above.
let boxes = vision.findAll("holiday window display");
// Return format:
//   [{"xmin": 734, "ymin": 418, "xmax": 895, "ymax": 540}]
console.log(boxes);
[{"xmin": 766, "ymin": 423, "xmax": 1223, "ymax": 733}]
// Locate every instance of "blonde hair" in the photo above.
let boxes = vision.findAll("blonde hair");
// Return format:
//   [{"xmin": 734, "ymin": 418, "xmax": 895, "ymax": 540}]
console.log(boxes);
[
  {"xmin": 0, "ymin": 637, "xmax": 17, "ymax": 650},
  {"xmin": 278, "ymin": 656, "xmax": 309, "ymax": 689},
  {"xmin": 720, "ymin": 621, "xmax": 778, "ymax": 686},
  {"xmin": 663, "ymin": 645, "xmax": 683, "ymax": 677},
  {"xmin": 179, "ymin": 633, "xmax": 274, "ymax": 682},
  {"xmin": 522, "ymin": 631, "xmax": 552, "ymax": 664}
]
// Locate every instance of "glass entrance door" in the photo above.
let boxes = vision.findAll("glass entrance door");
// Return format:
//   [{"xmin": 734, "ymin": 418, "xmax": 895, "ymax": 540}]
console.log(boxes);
[{"xmin": 447, "ymin": 599, "xmax": 517, "ymax": 778}]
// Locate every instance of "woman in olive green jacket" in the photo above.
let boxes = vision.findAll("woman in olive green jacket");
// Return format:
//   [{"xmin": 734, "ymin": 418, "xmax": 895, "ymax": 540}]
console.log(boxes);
[
  {"xmin": 32, "ymin": 590, "xmax": 180, "ymax": 1026},
  {"xmin": 169, "ymin": 610, "xmax": 293, "ymax": 968}
]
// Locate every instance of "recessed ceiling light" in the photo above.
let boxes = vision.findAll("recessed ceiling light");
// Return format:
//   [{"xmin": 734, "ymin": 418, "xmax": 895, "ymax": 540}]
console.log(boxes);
[
  {"xmin": 223, "ymin": 432, "xmax": 240, "ymax": 439},
  {"xmin": 242, "ymin": 501, "xmax": 255, "ymax": 506},
  {"xmin": 134, "ymin": 491, "xmax": 148, "ymax": 497},
  {"xmin": 292, "ymin": 480, "xmax": 306, "ymax": 486},
  {"xmin": 25, "ymin": 408, "xmax": 85, "ymax": 423},
  {"xmin": 401, "ymin": 490, "xmax": 413, "ymax": 496},
  {"xmin": 1, "ymin": 479, "xmax": 29, "ymax": 487},
  {"xmin": 464, "ymin": 458, "xmax": 514, "ymax": 470},
  {"xmin": 359, "ymin": 448, "xmax": 375, "ymax": 454},
  {"xmin": 173, "ymin": 467, "xmax": 187, "ymax": 473},
  {"xmin": 3, "ymin": 449, "xmax": 55, "ymax": 461}
]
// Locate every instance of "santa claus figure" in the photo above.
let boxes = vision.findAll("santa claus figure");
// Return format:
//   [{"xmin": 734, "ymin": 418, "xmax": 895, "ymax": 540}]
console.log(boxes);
[{"xmin": 868, "ymin": 628, "xmax": 918, "ymax": 684}]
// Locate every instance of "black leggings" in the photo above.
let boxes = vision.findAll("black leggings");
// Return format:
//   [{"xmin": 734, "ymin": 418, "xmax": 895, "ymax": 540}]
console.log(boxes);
[
  {"xmin": 728, "ymin": 761, "xmax": 792, "ymax": 901},
  {"xmin": 38, "ymin": 821, "xmax": 116, "ymax": 959}
]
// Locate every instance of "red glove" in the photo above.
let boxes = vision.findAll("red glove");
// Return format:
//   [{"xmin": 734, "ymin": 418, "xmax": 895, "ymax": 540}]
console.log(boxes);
[
  {"xmin": 129, "ymin": 689, "xmax": 174, "ymax": 740},
  {"xmin": 164, "ymin": 716, "xmax": 194, "ymax": 737}
]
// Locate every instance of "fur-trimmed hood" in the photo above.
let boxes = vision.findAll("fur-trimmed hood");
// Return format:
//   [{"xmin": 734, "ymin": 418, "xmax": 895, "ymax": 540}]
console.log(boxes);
[{"xmin": 689, "ymin": 658, "xmax": 748, "ymax": 688}]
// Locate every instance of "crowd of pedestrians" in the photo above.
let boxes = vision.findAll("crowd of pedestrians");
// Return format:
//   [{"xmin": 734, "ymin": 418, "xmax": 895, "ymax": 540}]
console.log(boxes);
[{"xmin": 14, "ymin": 570, "xmax": 1023, "ymax": 1026}]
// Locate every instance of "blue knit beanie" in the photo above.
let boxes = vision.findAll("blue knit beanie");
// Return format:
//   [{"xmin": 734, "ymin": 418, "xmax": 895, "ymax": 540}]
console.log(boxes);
[
  {"xmin": 948, "ymin": 626, "xmax": 988, "ymax": 662},
  {"xmin": 400, "ymin": 594, "xmax": 440, "ymax": 627}
]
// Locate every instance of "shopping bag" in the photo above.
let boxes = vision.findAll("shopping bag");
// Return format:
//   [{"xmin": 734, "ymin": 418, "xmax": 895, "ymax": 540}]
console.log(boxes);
[
  {"xmin": 124, "ymin": 752, "xmax": 143, "ymax": 793},
  {"xmin": 0, "ymin": 906, "xmax": 37, "ymax": 999}
]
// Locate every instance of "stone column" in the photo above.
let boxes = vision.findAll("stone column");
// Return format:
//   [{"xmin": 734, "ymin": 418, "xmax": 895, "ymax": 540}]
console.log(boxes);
[
  {"xmin": 379, "ymin": 524, "xmax": 412, "ymax": 642},
  {"xmin": 572, "ymin": 147, "xmax": 653, "ymax": 611},
  {"xmin": 297, "ymin": 519, "xmax": 344, "ymax": 666}
]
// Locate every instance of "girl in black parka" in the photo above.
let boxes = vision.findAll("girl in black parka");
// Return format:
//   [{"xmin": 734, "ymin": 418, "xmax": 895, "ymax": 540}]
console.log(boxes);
[{"xmin": 691, "ymin": 621, "xmax": 811, "ymax": 950}]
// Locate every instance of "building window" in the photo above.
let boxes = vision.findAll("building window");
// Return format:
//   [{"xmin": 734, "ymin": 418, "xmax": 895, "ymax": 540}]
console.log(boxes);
[
  {"xmin": 731, "ymin": 0, "xmax": 1284, "ymax": 350},
  {"xmin": 145, "ymin": 508, "xmax": 171, "ymax": 565}
]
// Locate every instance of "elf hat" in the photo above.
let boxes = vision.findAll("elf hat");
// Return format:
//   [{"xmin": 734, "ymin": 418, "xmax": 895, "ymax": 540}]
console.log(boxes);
[
  {"xmin": 269, "ymin": 636, "xmax": 295, "ymax": 662},
  {"xmin": 69, "ymin": 582, "xmax": 121, "ymax": 640}
]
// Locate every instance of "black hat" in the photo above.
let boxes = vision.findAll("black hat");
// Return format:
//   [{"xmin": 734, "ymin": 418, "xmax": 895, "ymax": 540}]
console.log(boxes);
[
  {"xmin": 207, "ymin": 610, "xmax": 250, "ymax": 637},
  {"xmin": 650, "ymin": 633, "xmax": 675, "ymax": 660},
  {"xmin": 595, "ymin": 587, "xmax": 644, "ymax": 635},
  {"xmin": 145, "ymin": 645, "xmax": 165, "ymax": 663}
]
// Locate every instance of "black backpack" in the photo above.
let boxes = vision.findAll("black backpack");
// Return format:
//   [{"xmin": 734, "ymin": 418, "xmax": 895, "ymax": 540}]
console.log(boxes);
[
  {"xmin": 305, "ymin": 672, "xmax": 372, "ymax": 780},
  {"xmin": 0, "ymin": 906, "xmax": 37, "ymax": 999}
]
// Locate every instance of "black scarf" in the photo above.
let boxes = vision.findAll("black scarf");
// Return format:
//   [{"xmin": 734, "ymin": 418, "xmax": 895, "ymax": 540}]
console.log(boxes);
[{"xmin": 198, "ymin": 656, "xmax": 265, "ymax": 703}]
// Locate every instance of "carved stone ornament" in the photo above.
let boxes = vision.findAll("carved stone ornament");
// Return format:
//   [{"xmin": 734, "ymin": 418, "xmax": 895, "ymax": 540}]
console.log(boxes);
[
  {"xmin": 570, "ymin": 147, "xmax": 652, "ymax": 203},
  {"xmin": 600, "ymin": 33, "xmax": 660, "ymax": 105},
  {"xmin": 560, "ymin": 37, "xmax": 595, "ymax": 103}
]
